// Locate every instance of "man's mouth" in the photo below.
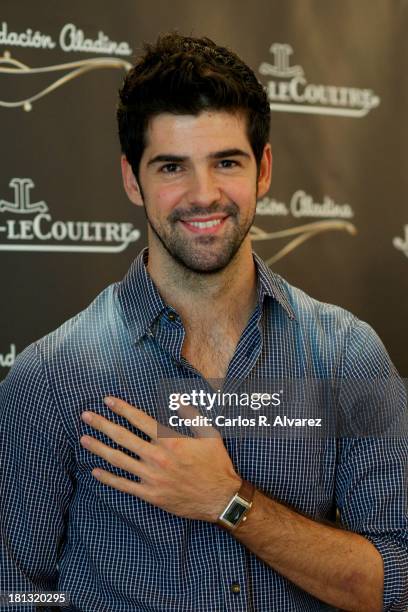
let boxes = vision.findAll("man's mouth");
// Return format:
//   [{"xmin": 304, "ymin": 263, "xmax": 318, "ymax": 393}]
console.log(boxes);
[{"xmin": 179, "ymin": 215, "xmax": 228, "ymax": 234}]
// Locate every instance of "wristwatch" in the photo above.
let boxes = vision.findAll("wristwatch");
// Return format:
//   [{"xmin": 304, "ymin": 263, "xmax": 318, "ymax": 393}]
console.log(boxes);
[{"xmin": 217, "ymin": 479, "xmax": 255, "ymax": 531}]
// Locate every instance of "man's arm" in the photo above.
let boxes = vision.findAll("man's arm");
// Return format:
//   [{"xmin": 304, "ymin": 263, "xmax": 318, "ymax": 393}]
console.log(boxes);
[
  {"xmin": 230, "ymin": 486, "xmax": 383, "ymax": 611},
  {"xmin": 80, "ymin": 393, "xmax": 408, "ymax": 611},
  {"xmin": 0, "ymin": 343, "xmax": 74, "ymax": 609},
  {"xmin": 334, "ymin": 319, "xmax": 408, "ymax": 611}
]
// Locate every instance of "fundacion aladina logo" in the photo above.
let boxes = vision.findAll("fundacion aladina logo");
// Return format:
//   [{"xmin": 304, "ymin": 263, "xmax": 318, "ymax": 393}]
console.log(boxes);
[{"xmin": 0, "ymin": 50, "xmax": 131, "ymax": 111}]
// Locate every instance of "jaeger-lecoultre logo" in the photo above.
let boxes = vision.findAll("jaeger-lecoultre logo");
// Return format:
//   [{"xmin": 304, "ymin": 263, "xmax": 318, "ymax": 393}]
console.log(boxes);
[
  {"xmin": 259, "ymin": 43, "xmax": 380, "ymax": 118},
  {"xmin": 0, "ymin": 178, "xmax": 140, "ymax": 253}
]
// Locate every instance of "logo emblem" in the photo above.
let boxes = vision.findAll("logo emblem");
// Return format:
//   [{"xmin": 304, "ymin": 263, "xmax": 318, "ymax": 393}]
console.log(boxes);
[
  {"xmin": 0, "ymin": 178, "xmax": 48, "ymax": 214},
  {"xmin": 260, "ymin": 44, "xmax": 303, "ymax": 78}
]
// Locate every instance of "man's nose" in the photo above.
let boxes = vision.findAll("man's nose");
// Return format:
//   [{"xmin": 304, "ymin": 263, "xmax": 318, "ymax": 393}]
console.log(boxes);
[{"xmin": 186, "ymin": 169, "xmax": 222, "ymax": 206}]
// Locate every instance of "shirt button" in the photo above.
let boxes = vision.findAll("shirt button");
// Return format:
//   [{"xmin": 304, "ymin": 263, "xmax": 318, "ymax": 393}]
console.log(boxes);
[
  {"xmin": 230, "ymin": 583, "xmax": 241, "ymax": 594},
  {"xmin": 168, "ymin": 312, "xmax": 177, "ymax": 321}
]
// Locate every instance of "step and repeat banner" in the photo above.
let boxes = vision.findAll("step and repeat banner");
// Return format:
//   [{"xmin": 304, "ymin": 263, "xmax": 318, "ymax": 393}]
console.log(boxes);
[{"xmin": 1, "ymin": 0, "xmax": 407, "ymax": 379}]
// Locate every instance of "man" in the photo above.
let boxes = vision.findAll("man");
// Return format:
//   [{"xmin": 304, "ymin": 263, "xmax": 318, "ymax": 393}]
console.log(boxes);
[{"xmin": 0, "ymin": 33, "xmax": 407, "ymax": 612}]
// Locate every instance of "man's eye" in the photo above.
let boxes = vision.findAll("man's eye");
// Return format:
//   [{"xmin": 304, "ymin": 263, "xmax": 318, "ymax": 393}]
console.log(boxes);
[
  {"xmin": 160, "ymin": 163, "xmax": 181, "ymax": 173},
  {"xmin": 218, "ymin": 159, "xmax": 238, "ymax": 168}
]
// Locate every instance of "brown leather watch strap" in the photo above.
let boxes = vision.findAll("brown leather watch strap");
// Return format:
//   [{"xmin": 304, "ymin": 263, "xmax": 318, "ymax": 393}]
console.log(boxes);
[{"xmin": 238, "ymin": 479, "xmax": 256, "ymax": 503}]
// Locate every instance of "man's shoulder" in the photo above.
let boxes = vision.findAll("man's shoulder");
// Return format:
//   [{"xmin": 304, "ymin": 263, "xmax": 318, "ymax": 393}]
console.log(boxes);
[
  {"xmin": 38, "ymin": 281, "xmax": 120, "ymax": 356},
  {"xmin": 0, "ymin": 280, "xmax": 128, "ymax": 431},
  {"xmin": 272, "ymin": 272, "xmax": 357, "ymax": 333},
  {"xmin": 4, "ymin": 281, "xmax": 121, "ymax": 390},
  {"xmin": 275, "ymin": 273, "xmax": 400, "ymax": 380}
]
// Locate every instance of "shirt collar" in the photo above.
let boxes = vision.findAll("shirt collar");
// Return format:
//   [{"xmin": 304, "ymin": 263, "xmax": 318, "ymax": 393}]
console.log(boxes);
[
  {"xmin": 117, "ymin": 247, "xmax": 295, "ymax": 342},
  {"xmin": 252, "ymin": 251, "xmax": 296, "ymax": 321},
  {"xmin": 117, "ymin": 248, "xmax": 167, "ymax": 342}
]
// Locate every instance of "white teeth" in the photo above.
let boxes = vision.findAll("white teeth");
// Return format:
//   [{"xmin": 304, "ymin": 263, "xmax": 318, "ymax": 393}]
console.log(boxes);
[{"xmin": 187, "ymin": 219, "xmax": 222, "ymax": 229}]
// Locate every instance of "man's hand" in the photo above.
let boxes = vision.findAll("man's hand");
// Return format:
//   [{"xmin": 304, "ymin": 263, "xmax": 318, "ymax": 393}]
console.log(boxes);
[{"xmin": 80, "ymin": 396, "xmax": 241, "ymax": 522}]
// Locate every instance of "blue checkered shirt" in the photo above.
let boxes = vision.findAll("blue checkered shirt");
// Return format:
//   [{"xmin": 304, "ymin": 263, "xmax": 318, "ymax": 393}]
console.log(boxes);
[{"xmin": 1, "ymin": 248, "xmax": 407, "ymax": 611}]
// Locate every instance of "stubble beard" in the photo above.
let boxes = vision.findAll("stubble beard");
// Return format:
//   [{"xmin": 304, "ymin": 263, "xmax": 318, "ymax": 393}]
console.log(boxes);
[{"xmin": 143, "ymin": 200, "xmax": 256, "ymax": 274}]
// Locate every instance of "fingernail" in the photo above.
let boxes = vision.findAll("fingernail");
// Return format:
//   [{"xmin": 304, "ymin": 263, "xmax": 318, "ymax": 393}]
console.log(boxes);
[
  {"xmin": 80, "ymin": 436, "xmax": 90, "ymax": 447},
  {"xmin": 81, "ymin": 411, "xmax": 93, "ymax": 423},
  {"xmin": 93, "ymin": 468, "xmax": 102, "ymax": 478},
  {"xmin": 104, "ymin": 397, "xmax": 115, "ymax": 407}
]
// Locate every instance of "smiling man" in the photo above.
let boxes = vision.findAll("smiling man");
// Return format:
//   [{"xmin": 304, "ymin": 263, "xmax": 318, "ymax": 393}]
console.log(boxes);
[{"xmin": 1, "ymin": 33, "xmax": 407, "ymax": 612}]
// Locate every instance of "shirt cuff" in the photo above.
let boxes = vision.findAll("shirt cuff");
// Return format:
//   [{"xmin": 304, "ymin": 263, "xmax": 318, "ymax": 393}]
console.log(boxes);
[{"xmin": 365, "ymin": 534, "xmax": 408, "ymax": 611}]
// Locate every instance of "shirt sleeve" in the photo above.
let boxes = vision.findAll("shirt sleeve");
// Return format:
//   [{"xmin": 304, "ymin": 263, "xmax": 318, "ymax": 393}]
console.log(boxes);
[
  {"xmin": 336, "ymin": 319, "xmax": 408, "ymax": 611},
  {"xmin": 0, "ymin": 342, "xmax": 75, "ymax": 609}
]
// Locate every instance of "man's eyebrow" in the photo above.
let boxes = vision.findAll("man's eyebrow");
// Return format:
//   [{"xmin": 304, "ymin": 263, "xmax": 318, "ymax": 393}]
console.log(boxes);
[
  {"xmin": 147, "ymin": 149, "xmax": 251, "ymax": 167},
  {"xmin": 147, "ymin": 154, "xmax": 187, "ymax": 167},
  {"xmin": 210, "ymin": 148, "xmax": 251, "ymax": 160}
]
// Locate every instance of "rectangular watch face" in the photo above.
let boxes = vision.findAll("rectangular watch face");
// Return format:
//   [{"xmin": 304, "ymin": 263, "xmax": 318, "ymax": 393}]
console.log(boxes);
[{"xmin": 224, "ymin": 501, "xmax": 247, "ymax": 524}]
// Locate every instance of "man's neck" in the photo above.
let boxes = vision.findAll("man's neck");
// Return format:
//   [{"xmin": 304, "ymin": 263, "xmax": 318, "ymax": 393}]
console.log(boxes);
[{"xmin": 146, "ymin": 239, "xmax": 258, "ymax": 331}]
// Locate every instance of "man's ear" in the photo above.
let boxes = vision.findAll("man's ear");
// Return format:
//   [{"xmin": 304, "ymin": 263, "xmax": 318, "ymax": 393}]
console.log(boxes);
[
  {"xmin": 121, "ymin": 155, "xmax": 143, "ymax": 207},
  {"xmin": 256, "ymin": 143, "xmax": 272, "ymax": 199}
]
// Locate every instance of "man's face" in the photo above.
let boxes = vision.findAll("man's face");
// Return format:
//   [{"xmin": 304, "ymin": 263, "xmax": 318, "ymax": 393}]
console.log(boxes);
[{"xmin": 124, "ymin": 110, "xmax": 271, "ymax": 273}]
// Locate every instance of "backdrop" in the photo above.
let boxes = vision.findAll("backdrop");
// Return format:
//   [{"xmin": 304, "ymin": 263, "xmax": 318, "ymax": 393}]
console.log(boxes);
[{"xmin": 1, "ymin": 0, "xmax": 407, "ymax": 381}]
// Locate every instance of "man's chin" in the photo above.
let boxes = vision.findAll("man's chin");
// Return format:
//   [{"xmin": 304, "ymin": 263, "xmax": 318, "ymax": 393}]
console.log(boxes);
[
  {"xmin": 173, "ymin": 252, "xmax": 234, "ymax": 275},
  {"xmin": 146, "ymin": 219, "xmax": 245, "ymax": 274}
]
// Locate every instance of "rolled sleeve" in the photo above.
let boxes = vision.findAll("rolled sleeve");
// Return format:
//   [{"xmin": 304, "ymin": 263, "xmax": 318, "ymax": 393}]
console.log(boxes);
[
  {"xmin": 337, "ymin": 320, "xmax": 408, "ymax": 610},
  {"xmin": 366, "ymin": 530, "xmax": 408, "ymax": 611}
]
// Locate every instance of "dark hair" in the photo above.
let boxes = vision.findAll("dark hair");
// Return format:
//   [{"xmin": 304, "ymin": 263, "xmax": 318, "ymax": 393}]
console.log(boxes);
[{"xmin": 117, "ymin": 32, "xmax": 270, "ymax": 182}]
